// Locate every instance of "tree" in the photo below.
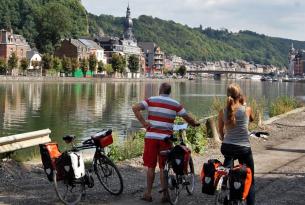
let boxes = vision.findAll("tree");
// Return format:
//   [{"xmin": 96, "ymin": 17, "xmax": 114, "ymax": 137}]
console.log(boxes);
[
  {"xmin": 97, "ymin": 60, "xmax": 105, "ymax": 73},
  {"xmin": 71, "ymin": 58, "xmax": 79, "ymax": 71},
  {"xmin": 62, "ymin": 56, "xmax": 72, "ymax": 73},
  {"xmin": 105, "ymin": 64, "xmax": 114, "ymax": 76},
  {"xmin": 7, "ymin": 52, "xmax": 18, "ymax": 73},
  {"xmin": 0, "ymin": 58, "xmax": 7, "ymax": 74},
  {"xmin": 41, "ymin": 54, "xmax": 53, "ymax": 70},
  {"xmin": 177, "ymin": 65, "xmax": 187, "ymax": 76},
  {"xmin": 20, "ymin": 58, "xmax": 29, "ymax": 73},
  {"xmin": 53, "ymin": 57, "xmax": 62, "ymax": 72},
  {"xmin": 111, "ymin": 53, "xmax": 126, "ymax": 74},
  {"xmin": 80, "ymin": 58, "xmax": 89, "ymax": 72},
  {"xmin": 88, "ymin": 54, "xmax": 97, "ymax": 72},
  {"xmin": 128, "ymin": 55, "xmax": 139, "ymax": 74}
]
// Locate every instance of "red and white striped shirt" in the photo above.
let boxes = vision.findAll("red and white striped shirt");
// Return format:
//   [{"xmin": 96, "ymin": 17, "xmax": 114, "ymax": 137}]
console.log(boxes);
[{"xmin": 140, "ymin": 94, "xmax": 187, "ymax": 140}]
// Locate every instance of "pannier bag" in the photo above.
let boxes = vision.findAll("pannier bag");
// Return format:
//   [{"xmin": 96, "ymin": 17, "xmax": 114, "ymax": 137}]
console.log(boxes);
[
  {"xmin": 169, "ymin": 145, "xmax": 191, "ymax": 175},
  {"xmin": 229, "ymin": 164, "xmax": 252, "ymax": 201},
  {"xmin": 200, "ymin": 159, "xmax": 222, "ymax": 195},
  {"xmin": 56, "ymin": 152, "xmax": 86, "ymax": 182},
  {"xmin": 92, "ymin": 129, "xmax": 113, "ymax": 148},
  {"xmin": 39, "ymin": 143, "xmax": 62, "ymax": 181}
]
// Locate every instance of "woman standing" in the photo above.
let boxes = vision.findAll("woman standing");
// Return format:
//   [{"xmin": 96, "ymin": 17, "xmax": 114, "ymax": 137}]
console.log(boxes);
[{"xmin": 218, "ymin": 83, "xmax": 255, "ymax": 205}]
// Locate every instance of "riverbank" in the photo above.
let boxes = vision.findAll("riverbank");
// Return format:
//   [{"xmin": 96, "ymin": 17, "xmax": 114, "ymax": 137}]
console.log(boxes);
[
  {"xmin": 0, "ymin": 76, "xmax": 187, "ymax": 83},
  {"xmin": 1, "ymin": 107, "xmax": 305, "ymax": 204}
]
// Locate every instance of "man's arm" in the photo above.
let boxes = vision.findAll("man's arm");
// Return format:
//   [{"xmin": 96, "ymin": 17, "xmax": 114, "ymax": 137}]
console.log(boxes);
[
  {"xmin": 132, "ymin": 103, "xmax": 151, "ymax": 129},
  {"xmin": 182, "ymin": 114, "xmax": 200, "ymax": 127},
  {"xmin": 218, "ymin": 110, "xmax": 225, "ymax": 141}
]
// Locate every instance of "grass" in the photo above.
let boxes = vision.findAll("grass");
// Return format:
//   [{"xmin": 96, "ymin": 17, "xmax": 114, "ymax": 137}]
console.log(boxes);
[{"xmin": 269, "ymin": 96, "xmax": 303, "ymax": 117}]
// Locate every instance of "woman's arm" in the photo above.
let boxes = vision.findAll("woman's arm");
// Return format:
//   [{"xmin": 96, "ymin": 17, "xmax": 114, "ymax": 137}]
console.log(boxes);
[
  {"xmin": 218, "ymin": 110, "xmax": 225, "ymax": 141},
  {"xmin": 246, "ymin": 106, "xmax": 254, "ymax": 122}
]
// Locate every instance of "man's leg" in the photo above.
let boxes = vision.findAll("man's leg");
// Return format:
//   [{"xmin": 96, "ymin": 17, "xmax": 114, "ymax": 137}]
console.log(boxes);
[{"xmin": 145, "ymin": 167, "xmax": 156, "ymax": 198}]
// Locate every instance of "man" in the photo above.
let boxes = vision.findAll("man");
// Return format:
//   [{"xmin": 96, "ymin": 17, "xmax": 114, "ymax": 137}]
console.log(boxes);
[{"xmin": 132, "ymin": 82, "xmax": 199, "ymax": 202}]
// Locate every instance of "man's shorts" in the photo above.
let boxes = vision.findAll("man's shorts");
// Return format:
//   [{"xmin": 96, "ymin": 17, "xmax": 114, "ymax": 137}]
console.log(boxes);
[{"xmin": 143, "ymin": 138, "xmax": 172, "ymax": 169}]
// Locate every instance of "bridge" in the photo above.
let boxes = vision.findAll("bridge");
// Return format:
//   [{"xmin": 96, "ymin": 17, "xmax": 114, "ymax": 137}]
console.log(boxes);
[{"xmin": 186, "ymin": 69, "xmax": 265, "ymax": 75}]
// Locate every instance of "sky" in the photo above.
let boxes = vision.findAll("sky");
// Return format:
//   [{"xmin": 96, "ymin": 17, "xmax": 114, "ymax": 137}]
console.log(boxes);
[{"xmin": 82, "ymin": 0, "xmax": 305, "ymax": 41}]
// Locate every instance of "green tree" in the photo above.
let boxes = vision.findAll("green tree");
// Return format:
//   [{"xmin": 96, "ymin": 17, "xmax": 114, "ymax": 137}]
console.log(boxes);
[
  {"xmin": 53, "ymin": 57, "xmax": 62, "ymax": 72},
  {"xmin": 41, "ymin": 54, "xmax": 53, "ymax": 70},
  {"xmin": 88, "ymin": 54, "xmax": 97, "ymax": 72},
  {"xmin": 97, "ymin": 60, "xmax": 105, "ymax": 73},
  {"xmin": 20, "ymin": 58, "xmax": 29, "ymax": 72},
  {"xmin": 80, "ymin": 58, "xmax": 89, "ymax": 72},
  {"xmin": 128, "ymin": 55, "xmax": 139, "ymax": 74},
  {"xmin": 112, "ymin": 53, "xmax": 126, "ymax": 74},
  {"xmin": 62, "ymin": 56, "xmax": 72, "ymax": 73},
  {"xmin": 177, "ymin": 65, "xmax": 187, "ymax": 76},
  {"xmin": 105, "ymin": 64, "xmax": 114, "ymax": 76},
  {"xmin": 0, "ymin": 58, "xmax": 7, "ymax": 74},
  {"xmin": 8, "ymin": 52, "xmax": 18, "ymax": 73},
  {"xmin": 71, "ymin": 58, "xmax": 79, "ymax": 71}
]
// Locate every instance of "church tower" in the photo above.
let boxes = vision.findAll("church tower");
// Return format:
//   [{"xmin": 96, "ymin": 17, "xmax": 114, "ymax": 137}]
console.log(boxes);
[
  {"xmin": 123, "ymin": 4, "xmax": 136, "ymax": 41},
  {"xmin": 288, "ymin": 43, "xmax": 297, "ymax": 76}
]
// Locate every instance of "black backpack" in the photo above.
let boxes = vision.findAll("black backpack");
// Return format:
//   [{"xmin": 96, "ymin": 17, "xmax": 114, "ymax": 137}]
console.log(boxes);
[
  {"xmin": 229, "ymin": 164, "xmax": 252, "ymax": 201},
  {"xmin": 168, "ymin": 145, "xmax": 190, "ymax": 175},
  {"xmin": 201, "ymin": 159, "xmax": 222, "ymax": 195}
]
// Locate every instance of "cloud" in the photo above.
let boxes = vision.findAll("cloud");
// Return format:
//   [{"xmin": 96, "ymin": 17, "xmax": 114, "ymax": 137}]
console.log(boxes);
[{"xmin": 82, "ymin": 0, "xmax": 305, "ymax": 41}]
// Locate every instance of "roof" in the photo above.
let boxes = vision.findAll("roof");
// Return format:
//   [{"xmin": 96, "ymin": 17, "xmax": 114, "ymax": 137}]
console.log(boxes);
[
  {"xmin": 26, "ymin": 50, "xmax": 41, "ymax": 59},
  {"xmin": 79, "ymin": 39, "xmax": 103, "ymax": 50}
]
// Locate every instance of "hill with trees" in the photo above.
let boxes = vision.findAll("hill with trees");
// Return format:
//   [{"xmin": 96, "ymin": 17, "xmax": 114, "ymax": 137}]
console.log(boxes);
[{"xmin": 1, "ymin": 0, "xmax": 305, "ymax": 67}]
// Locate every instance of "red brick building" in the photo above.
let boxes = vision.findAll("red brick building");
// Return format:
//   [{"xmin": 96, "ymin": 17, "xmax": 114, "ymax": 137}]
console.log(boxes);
[{"xmin": 0, "ymin": 29, "xmax": 31, "ymax": 61}]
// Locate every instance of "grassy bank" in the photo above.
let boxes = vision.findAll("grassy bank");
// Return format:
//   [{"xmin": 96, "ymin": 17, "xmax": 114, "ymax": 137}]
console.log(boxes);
[{"xmin": 269, "ymin": 96, "xmax": 303, "ymax": 117}]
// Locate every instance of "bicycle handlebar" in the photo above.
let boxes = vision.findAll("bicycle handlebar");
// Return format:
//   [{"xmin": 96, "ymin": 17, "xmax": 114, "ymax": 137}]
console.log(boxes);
[{"xmin": 250, "ymin": 131, "xmax": 270, "ymax": 140}]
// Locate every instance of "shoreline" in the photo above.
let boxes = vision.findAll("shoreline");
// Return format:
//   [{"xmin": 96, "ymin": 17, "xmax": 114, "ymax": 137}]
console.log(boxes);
[{"xmin": 0, "ymin": 76, "xmax": 188, "ymax": 83}]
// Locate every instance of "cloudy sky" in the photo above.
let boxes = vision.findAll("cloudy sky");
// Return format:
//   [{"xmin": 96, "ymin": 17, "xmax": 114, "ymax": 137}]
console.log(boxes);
[{"xmin": 82, "ymin": 0, "xmax": 305, "ymax": 41}]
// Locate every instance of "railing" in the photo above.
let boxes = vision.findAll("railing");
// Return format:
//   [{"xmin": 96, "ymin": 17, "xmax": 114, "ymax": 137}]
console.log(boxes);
[{"xmin": 0, "ymin": 129, "xmax": 51, "ymax": 154}]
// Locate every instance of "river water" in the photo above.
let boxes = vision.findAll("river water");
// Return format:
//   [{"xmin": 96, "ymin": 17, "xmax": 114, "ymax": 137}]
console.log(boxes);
[{"xmin": 1, "ymin": 79, "xmax": 305, "ymax": 160}]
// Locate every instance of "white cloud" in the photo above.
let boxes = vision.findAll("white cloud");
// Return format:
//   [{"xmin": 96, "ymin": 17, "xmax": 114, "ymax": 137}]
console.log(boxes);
[{"xmin": 82, "ymin": 0, "xmax": 305, "ymax": 41}]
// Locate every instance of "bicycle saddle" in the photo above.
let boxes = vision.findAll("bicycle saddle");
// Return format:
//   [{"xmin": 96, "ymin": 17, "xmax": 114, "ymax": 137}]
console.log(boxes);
[{"xmin": 63, "ymin": 135, "xmax": 76, "ymax": 143}]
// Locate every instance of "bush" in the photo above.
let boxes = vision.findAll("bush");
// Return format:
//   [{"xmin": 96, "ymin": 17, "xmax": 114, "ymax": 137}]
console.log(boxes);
[{"xmin": 269, "ymin": 96, "xmax": 302, "ymax": 117}]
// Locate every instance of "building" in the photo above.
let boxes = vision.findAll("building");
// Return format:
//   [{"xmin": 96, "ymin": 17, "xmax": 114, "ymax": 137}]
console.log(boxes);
[
  {"xmin": 0, "ymin": 29, "xmax": 31, "ymax": 61},
  {"xmin": 26, "ymin": 50, "xmax": 42, "ymax": 69},
  {"xmin": 55, "ymin": 38, "xmax": 105, "ymax": 64},
  {"xmin": 138, "ymin": 42, "xmax": 165, "ymax": 75},
  {"xmin": 288, "ymin": 43, "xmax": 305, "ymax": 76}
]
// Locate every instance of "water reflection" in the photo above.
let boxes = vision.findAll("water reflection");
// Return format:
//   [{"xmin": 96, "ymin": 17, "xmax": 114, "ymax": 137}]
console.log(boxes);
[{"xmin": 0, "ymin": 80, "xmax": 305, "ymax": 160}]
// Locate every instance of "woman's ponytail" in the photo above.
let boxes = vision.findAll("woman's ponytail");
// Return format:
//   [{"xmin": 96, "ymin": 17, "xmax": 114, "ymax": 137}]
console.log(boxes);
[{"xmin": 226, "ymin": 96, "xmax": 236, "ymax": 127}]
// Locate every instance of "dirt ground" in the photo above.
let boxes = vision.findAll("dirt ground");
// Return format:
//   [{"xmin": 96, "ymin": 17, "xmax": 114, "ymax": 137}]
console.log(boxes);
[{"xmin": 1, "ymin": 109, "xmax": 305, "ymax": 205}]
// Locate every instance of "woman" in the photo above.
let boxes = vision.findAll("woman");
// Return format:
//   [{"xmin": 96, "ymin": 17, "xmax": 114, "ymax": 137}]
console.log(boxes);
[{"xmin": 218, "ymin": 83, "xmax": 255, "ymax": 205}]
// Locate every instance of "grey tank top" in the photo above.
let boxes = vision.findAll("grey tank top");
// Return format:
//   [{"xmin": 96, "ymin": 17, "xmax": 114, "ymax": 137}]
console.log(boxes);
[{"xmin": 222, "ymin": 105, "xmax": 250, "ymax": 147}]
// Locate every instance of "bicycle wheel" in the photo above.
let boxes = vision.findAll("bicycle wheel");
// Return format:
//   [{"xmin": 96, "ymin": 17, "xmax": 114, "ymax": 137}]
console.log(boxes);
[
  {"xmin": 164, "ymin": 163, "xmax": 180, "ymax": 205},
  {"xmin": 186, "ymin": 156, "xmax": 195, "ymax": 195},
  {"xmin": 53, "ymin": 170, "xmax": 85, "ymax": 205},
  {"xmin": 94, "ymin": 154, "xmax": 123, "ymax": 195},
  {"xmin": 215, "ymin": 176, "xmax": 228, "ymax": 205}
]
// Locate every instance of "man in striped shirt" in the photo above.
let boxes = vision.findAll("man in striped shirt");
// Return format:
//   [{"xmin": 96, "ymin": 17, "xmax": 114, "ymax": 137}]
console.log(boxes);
[{"xmin": 132, "ymin": 83, "xmax": 199, "ymax": 202}]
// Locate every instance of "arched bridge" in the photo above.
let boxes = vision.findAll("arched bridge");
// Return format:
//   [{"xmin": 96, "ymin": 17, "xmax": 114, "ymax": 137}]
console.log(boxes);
[{"xmin": 187, "ymin": 69, "xmax": 265, "ymax": 75}]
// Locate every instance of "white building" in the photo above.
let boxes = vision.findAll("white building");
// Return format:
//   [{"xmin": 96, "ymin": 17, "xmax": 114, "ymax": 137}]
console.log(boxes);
[{"xmin": 26, "ymin": 50, "xmax": 42, "ymax": 69}]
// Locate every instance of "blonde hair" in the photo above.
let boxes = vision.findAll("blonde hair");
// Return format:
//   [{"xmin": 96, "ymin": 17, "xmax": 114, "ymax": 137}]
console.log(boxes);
[{"xmin": 226, "ymin": 83, "xmax": 242, "ymax": 127}]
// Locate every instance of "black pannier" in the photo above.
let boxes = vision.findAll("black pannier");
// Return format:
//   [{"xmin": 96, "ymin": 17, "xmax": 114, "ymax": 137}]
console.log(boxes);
[{"xmin": 201, "ymin": 159, "xmax": 222, "ymax": 195}]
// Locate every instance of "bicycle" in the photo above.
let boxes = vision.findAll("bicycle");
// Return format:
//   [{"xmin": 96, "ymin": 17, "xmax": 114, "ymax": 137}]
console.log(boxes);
[
  {"xmin": 214, "ymin": 131, "xmax": 269, "ymax": 205},
  {"xmin": 161, "ymin": 123, "xmax": 195, "ymax": 205},
  {"xmin": 40, "ymin": 129, "xmax": 124, "ymax": 205}
]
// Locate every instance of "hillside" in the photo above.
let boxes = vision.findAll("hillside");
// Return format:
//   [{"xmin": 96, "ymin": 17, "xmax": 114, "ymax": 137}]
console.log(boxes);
[
  {"xmin": 89, "ymin": 14, "xmax": 305, "ymax": 67},
  {"xmin": 0, "ymin": 0, "xmax": 88, "ymax": 53}
]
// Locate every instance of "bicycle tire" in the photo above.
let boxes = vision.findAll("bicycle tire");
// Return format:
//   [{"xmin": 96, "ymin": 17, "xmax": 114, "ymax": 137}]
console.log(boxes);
[
  {"xmin": 94, "ymin": 154, "xmax": 123, "ymax": 195},
  {"xmin": 164, "ymin": 163, "xmax": 180, "ymax": 205},
  {"xmin": 186, "ymin": 156, "xmax": 195, "ymax": 195},
  {"xmin": 53, "ymin": 170, "xmax": 85, "ymax": 205}
]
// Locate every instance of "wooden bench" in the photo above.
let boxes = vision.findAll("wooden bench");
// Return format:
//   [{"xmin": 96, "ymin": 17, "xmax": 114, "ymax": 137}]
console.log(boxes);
[{"xmin": 0, "ymin": 129, "xmax": 51, "ymax": 154}]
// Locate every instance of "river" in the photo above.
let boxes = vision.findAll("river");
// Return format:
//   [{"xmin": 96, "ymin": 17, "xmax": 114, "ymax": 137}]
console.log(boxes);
[{"xmin": 1, "ymin": 79, "xmax": 305, "ymax": 160}]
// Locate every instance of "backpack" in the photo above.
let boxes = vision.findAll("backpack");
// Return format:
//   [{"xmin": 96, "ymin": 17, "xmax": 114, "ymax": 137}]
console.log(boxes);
[
  {"xmin": 39, "ymin": 143, "xmax": 62, "ymax": 181},
  {"xmin": 169, "ymin": 145, "xmax": 191, "ymax": 175},
  {"xmin": 229, "ymin": 164, "xmax": 252, "ymax": 201},
  {"xmin": 200, "ymin": 159, "xmax": 222, "ymax": 195},
  {"xmin": 56, "ymin": 152, "xmax": 86, "ymax": 183}
]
